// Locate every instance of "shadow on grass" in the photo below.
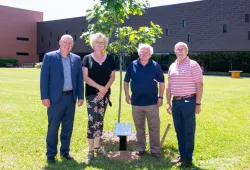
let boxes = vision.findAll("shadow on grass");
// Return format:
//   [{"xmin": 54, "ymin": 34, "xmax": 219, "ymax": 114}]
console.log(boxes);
[{"xmin": 43, "ymin": 145, "xmax": 206, "ymax": 170}]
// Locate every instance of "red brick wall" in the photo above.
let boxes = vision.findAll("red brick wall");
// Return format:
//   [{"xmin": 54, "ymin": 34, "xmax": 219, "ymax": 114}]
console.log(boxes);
[{"xmin": 0, "ymin": 5, "xmax": 43, "ymax": 66}]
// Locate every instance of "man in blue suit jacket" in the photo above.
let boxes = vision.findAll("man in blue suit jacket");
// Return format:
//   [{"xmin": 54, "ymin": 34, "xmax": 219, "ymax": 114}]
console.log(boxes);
[{"xmin": 40, "ymin": 34, "xmax": 84, "ymax": 164}]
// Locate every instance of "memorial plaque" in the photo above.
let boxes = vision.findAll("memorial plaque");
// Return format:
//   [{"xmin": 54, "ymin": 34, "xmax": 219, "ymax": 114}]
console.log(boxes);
[{"xmin": 114, "ymin": 123, "xmax": 132, "ymax": 136}]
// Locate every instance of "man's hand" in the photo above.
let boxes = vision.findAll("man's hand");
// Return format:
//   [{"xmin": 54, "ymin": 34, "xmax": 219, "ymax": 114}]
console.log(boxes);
[
  {"xmin": 42, "ymin": 99, "xmax": 50, "ymax": 108},
  {"xmin": 166, "ymin": 103, "xmax": 172, "ymax": 114},
  {"xmin": 157, "ymin": 98, "xmax": 163, "ymax": 107},
  {"xmin": 78, "ymin": 99, "xmax": 83, "ymax": 107},
  {"xmin": 195, "ymin": 105, "xmax": 201, "ymax": 114},
  {"xmin": 125, "ymin": 94, "xmax": 131, "ymax": 104}
]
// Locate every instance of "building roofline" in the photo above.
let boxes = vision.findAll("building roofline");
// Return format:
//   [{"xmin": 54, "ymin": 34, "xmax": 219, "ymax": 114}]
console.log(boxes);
[{"xmin": 0, "ymin": 5, "xmax": 43, "ymax": 14}]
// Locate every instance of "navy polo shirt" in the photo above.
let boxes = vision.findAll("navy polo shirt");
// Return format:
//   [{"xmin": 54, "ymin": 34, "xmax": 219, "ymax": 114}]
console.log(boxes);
[{"xmin": 124, "ymin": 59, "xmax": 165, "ymax": 106}]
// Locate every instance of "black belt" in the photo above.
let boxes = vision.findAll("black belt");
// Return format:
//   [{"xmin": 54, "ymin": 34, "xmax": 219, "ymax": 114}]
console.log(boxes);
[{"xmin": 62, "ymin": 90, "xmax": 73, "ymax": 94}]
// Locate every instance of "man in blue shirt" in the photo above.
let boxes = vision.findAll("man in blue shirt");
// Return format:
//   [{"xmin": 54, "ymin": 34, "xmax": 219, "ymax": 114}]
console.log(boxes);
[
  {"xmin": 124, "ymin": 44, "xmax": 165, "ymax": 158},
  {"xmin": 40, "ymin": 34, "xmax": 84, "ymax": 163}
]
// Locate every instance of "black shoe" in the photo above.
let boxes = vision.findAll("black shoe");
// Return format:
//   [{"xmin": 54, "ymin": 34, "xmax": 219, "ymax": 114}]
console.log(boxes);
[
  {"xmin": 151, "ymin": 153, "xmax": 160, "ymax": 158},
  {"xmin": 47, "ymin": 157, "xmax": 55, "ymax": 164},
  {"xmin": 61, "ymin": 154, "xmax": 74, "ymax": 160},
  {"xmin": 178, "ymin": 160, "xmax": 192, "ymax": 168},
  {"xmin": 135, "ymin": 151, "xmax": 145, "ymax": 156},
  {"xmin": 170, "ymin": 156, "xmax": 183, "ymax": 164}
]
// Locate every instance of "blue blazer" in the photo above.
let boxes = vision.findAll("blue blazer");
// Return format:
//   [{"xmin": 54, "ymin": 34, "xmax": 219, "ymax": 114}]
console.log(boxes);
[{"xmin": 40, "ymin": 50, "xmax": 84, "ymax": 103}]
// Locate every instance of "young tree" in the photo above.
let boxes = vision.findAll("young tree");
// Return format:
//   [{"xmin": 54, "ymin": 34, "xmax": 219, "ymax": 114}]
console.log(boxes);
[{"xmin": 81, "ymin": 0, "xmax": 163, "ymax": 123}]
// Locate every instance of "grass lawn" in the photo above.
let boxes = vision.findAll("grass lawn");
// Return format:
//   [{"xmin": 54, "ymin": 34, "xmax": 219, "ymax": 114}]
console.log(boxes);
[{"xmin": 0, "ymin": 68, "xmax": 250, "ymax": 170}]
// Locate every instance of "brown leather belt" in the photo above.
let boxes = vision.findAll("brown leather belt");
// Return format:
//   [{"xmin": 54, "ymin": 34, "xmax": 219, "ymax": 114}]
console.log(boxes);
[
  {"xmin": 173, "ymin": 93, "xmax": 196, "ymax": 100},
  {"xmin": 62, "ymin": 90, "xmax": 73, "ymax": 94}
]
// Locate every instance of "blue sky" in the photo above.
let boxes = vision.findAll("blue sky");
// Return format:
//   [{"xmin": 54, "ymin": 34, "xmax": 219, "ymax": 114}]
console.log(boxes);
[{"xmin": 0, "ymin": 0, "xmax": 200, "ymax": 21}]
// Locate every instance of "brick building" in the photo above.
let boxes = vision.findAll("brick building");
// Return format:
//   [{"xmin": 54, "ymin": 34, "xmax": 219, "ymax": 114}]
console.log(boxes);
[
  {"xmin": 0, "ymin": 0, "xmax": 249, "ymax": 65},
  {"xmin": 0, "ymin": 5, "xmax": 43, "ymax": 66},
  {"xmin": 37, "ymin": 0, "xmax": 250, "ymax": 61}
]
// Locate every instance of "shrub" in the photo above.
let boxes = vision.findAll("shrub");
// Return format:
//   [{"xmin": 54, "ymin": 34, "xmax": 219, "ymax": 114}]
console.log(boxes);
[
  {"xmin": 0, "ymin": 58, "xmax": 18, "ymax": 67},
  {"xmin": 34, "ymin": 62, "xmax": 42, "ymax": 69}
]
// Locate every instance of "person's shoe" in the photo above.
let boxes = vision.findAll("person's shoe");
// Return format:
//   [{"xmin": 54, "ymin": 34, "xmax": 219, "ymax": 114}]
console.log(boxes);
[
  {"xmin": 135, "ymin": 151, "xmax": 145, "ymax": 156},
  {"xmin": 151, "ymin": 153, "xmax": 160, "ymax": 158},
  {"xmin": 170, "ymin": 156, "xmax": 183, "ymax": 164},
  {"xmin": 95, "ymin": 147, "xmax": 107, "ymax": 156},
  {"xmin": 47, "ymin": 157, "xmax": 56, "ymax": 164},
  {"xmin": 86, "ymin": 151, "xmax": 94, "ymax": 161},
  {"xmin": 60, "ymin": 154, "xmax": 74, "ymax": 160},
  {"xmin": 178, "ymin": 159, "xmax": 192, "ymax": 168}
]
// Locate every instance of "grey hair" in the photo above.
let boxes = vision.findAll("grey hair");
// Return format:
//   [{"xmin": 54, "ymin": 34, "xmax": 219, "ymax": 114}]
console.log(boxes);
[
  {"xmin": 60, "ymin": 34, "xmax": 74, "ymax": 41},
  {"xmin": 90, "ymin": 32, "xmax": 109, "ymax": 50},
  {"xmin": 138, "ymin": 44, "xmax": 154, "ymax": 55},
  {"xmin": 174, "ymin": 42, "xmax": 189, "ymax": 51}
]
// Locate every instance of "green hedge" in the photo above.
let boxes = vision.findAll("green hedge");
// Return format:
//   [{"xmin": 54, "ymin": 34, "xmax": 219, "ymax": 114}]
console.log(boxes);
[
  {"xmin": 0, "ymin": 58, "xmax": 18, "ymax": 67},
  {"xmin": 116, "ymin": 52, "xmax": 250, "ymax": 73}
]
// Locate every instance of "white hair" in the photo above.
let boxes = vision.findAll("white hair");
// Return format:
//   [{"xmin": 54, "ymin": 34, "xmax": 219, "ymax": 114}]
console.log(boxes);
[
  {"xmin": 138, "ymin": 44, "xmax": 154, "ymax": 55},
  {"xmin": 174, "ymin": 42, "xmax": 189, "ymax": 51},
  {"xmin": 60, "ymin": 34, "xmax": 73, "ymax": 41}
]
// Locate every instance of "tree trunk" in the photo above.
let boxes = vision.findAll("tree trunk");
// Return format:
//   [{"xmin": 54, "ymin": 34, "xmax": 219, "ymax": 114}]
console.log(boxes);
[{"xmin": 118, "ymin": 55, "xmax": 123, "ymax": 123}]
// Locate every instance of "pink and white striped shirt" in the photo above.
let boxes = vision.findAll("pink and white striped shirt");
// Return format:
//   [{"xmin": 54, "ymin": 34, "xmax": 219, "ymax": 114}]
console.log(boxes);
[{"xmin": 168, "ymin": 57, "xmax": 203, "ymax": 96}]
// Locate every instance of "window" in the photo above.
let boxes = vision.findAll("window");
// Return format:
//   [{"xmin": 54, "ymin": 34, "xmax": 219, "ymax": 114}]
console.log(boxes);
[
  {"xmin": 16, "ymin": 37, "xmax": 29, "ymax": 41},
  {"xmin": 245, "ymin": 14, "xmax": 249, "ymax": 23},
  {"xmin": 16, "ymin": 52, "xmax": 29, "ymax": 56},
  {"xmin": 165, "ymin": 28, "xmax": 169, "ymax": 36},
  {"xmin": 223, "ymin": 24, "xmax": 227, "ymax": 33},
  {"xmin": 183, "ymin": 20, "xmax": 187, "ymax": 28},
  {"xmin": 188, "ymin": 34, "xmax": 191, "ymax": 42},
  {"xmin": 248, "ymin": 31, "xmax": 250, "ymax": 40}
]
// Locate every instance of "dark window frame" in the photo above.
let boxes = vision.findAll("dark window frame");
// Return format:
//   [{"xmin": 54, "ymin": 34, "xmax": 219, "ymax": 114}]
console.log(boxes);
[
  {"xmin": 165, "ymin": 28, "xmax": 169, "ymax": 36},
  {"xmin": 16, "ymin": 52, "xmax": 29, "ymax": 56},
  {"xmin": 183, "ymin": 20, "xmax": 187, "ymax": 28},
  {"xmin": 188, "ymin": 34, "xmax": 191, "ymax": 42},
  {"xmin": 223, "ymin": 24, "xmax": 227, "ymax": 33},
  {"xmin": 16, "ymin": 37, "xmax": 29, "ymax": 41},
  {"xmin": 245, "ymin": 14, "xmax": 249, "ymax": 23}
]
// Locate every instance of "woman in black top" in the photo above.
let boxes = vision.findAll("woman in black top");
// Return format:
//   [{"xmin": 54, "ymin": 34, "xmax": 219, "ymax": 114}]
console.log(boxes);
[{"xmin": 82, "ymin": 32, "xmax": 115, "ymax": 161}]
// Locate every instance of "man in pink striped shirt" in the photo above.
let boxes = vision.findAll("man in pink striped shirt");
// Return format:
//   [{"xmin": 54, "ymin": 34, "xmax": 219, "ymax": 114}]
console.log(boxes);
[{"xmin": 166, "ymin": 42, "xmax": 203, "ymax": 168}]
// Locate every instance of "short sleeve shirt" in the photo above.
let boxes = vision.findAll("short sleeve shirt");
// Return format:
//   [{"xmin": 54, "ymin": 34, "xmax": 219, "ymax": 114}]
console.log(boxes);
[
  {"xmin": 82, "ymin": 54, "xmax": 116, "ymax": 96},
  {"xmin": 168, "ymin": 57, "xmax": 203, "ymax": 96},
  {"xmin": 124, "ymin": 59, "xmax": 165, "ymax": 106}
]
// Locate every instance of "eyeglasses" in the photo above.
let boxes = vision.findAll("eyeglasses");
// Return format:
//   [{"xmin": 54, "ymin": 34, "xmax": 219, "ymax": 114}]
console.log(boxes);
[
  {"xmin": 95, "ymin": 41, "xmax": 105, "ymax": 45},
  {"xmin": 175, "ymin": 48, "xmax": 186, "ymax": 52},
  {"xmin": 61, "ymin": 41, "xmax": 73, "ymax": 45}
]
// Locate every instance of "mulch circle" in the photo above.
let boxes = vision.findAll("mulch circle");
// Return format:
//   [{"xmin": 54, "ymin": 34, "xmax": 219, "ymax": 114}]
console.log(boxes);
[
  {"xmin": 101, "ymin": 130, "xmax": 140, "ymax": 146},
  {"xmin": 107, "ymin": 151, "xmax": 139, "ymax": 161},
  {"xmin": 101, "ymin": 131, "xmax": 149, "ymax": 161}
]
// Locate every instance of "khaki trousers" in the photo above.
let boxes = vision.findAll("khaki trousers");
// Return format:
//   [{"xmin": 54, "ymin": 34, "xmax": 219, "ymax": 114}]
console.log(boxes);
[{"xmin": 132, "ymin": 104, "xmax": 160, "ymax": 154}]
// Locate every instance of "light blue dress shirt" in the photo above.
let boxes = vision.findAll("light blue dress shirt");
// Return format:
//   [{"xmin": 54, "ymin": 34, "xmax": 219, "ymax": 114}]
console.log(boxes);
[{"xmin": 61, "ymin": 55, "xmax": 73, "ymax": 91}]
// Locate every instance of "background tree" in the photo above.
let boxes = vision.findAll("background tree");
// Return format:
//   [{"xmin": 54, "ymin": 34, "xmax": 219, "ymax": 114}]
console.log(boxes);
[{"xmin": 81, "ymin": 0, "xmax": 163, "ymax": 123}]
